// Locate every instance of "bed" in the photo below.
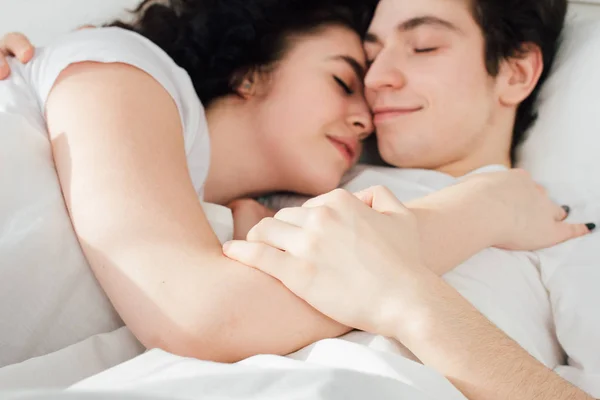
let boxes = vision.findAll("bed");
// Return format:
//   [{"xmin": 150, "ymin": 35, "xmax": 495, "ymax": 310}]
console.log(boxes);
[{"xmin": 1, "ymin": 0, "xmax": 600, "ymax": 398}]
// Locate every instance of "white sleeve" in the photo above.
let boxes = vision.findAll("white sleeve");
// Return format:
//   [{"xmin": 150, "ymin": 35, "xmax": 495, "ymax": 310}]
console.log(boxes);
[{"xmin": 28, "ymin": 26, "xmax": 200, "ymax": 155}]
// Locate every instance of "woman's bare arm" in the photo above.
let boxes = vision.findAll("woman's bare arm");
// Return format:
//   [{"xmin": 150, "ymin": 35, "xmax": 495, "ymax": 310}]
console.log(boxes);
[{"xmin": 45, "ymin": 61, "xmax": 348, "ymax": 362}]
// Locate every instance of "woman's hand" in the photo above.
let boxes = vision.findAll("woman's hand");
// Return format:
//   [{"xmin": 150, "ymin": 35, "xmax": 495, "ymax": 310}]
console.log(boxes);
[
  {"xmin": 454, "ymin": 169, "xmax": 594, "ymax": 250},
  {"xmin": 223, "ymin": 187, "xmax": 429, "ymax": 337},
  {"xmin": 0, "ymin": 26, "xmax": 95, "ymax": 79},
  {"xmin": 0, "ymin": 32, "xmax": 34, "ymax": 78},
  {"xmin": 229, "ymin": 199, "xmax": 276, "ymax": 240}
]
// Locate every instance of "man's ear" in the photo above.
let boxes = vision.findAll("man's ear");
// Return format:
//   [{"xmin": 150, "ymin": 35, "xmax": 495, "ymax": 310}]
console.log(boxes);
[{"xmin": 497, "ymin": 43, "xmax": 544, "ymax": 107}]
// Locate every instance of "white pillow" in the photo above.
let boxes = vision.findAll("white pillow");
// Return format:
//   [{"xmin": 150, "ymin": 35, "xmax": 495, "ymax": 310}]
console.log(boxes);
[
  {"xmin": 516, "ymin": 18, "xmax": 600, "ymax": 205},
  {"xmin": 0, "ymin": 113, "xmax": 126, "ymax": 368}
]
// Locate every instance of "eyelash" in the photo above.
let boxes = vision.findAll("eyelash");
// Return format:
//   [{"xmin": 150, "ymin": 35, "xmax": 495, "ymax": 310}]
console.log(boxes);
[
  {"xmin": 414, "ymin": 47, "xmax": 439, "ymax": 54},
  {"xmin": 365, "ymin": 47, "xmax": 438, "ymax": 66},
  {"xmin": 334, "ymin": 76, "xmax": 354, "ymax": 95}
]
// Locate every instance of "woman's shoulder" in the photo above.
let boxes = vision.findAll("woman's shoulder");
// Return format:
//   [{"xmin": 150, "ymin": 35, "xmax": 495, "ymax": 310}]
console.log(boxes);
[
  {"xmin": 30, "ymin": 27, "xmax": 189, "ymax": 100},
  {"xmin": 33, "ymin": 26, "xmax": 210, "ymax": 195}
]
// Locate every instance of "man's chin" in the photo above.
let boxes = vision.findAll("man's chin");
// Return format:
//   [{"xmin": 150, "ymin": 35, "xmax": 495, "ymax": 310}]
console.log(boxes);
[
  {"xmin": 378, "ymin": 148, "xmax": 430, "ymax": 170},
  {"xmin": 376, "ymin": 135, "xmax": 434, "ymax": 168}
]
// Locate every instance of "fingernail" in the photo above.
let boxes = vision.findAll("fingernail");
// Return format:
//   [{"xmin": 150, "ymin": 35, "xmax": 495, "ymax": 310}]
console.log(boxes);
[
  {"xmin": 562, "ymin": 205, "xmax": 571, "ymax": 216},
  {"xmin": 222, "ymin": 241, "xmax": 232, "ymax": 251},
  {"xmin": 586, "ymin": 223, "xmax": 596, "ymax": 232}
]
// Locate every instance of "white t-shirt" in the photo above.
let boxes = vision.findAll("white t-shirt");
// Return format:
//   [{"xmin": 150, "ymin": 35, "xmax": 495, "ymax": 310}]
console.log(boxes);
[
  {"xmin": 0, "ymin": 27, "xmax": 214, "ymax": 368},
  {"xmin": 3, "ymin": 26, "xmax": 211, "ymax": 194}
]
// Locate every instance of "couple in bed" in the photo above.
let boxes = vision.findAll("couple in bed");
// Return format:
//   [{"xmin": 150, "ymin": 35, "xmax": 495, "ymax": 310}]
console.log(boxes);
[{"xmin": 0, "ymin": 0, "xmax": 598, "ymax": 398}]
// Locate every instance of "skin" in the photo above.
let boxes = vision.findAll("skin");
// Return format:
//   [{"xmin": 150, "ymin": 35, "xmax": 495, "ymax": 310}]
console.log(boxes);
[
  {"xmin": 203, "ymin": 26, "xmax": 372, "ymax": 204},
  {"xmin": 363, "ymin": 0, "xmax": 543, "ymax": 176}
]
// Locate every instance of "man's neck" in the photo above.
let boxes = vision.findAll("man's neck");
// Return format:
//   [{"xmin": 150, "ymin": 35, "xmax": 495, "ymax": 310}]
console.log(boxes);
[
  {"xmin": 433, "ymin": 119, "xmax": 514, "ymax": 177},
  {"xmin": 435, "ymin": 155, "xmax": 511, "ymax": 178}
]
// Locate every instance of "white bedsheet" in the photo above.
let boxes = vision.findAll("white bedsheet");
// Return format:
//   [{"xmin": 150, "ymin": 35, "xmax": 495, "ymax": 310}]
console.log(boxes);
[{"xmin": 63, "ymin": 341, "xmax": 466, "ymax": 399}]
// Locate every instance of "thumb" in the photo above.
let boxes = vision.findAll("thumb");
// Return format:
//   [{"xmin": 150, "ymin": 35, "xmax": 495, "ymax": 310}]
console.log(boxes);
[{"xmin": 354, "ymin": 186, "xmax": 406, "ymax": 214}]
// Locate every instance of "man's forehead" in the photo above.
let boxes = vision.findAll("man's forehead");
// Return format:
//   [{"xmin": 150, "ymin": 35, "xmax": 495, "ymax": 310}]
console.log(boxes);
[{"xmin": 367, "ymin": 0, "xmax": 472, "ymax": 40}]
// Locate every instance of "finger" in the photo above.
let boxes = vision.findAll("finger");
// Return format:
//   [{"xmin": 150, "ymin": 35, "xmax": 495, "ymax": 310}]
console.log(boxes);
[
  {"xmin": 555, "ymin": 205, "xmax": 570, "ymax": 221},
  {"xmin": 302, "ymin": 188, "xmax": 355, "ymax": 209},
  {"xmin": 222, "ymin": 241, "xmax": 308, "ymax": 290},
  {"xmin": 554, "ymin": 222, "xmax": 596, "ymax": 245},
  {"xmin": 273, "ymin": 207, "xmax": 311, "ymax": 227},
  {"xmin": 76, "ymin": 24, "xmax": 96, "ymax": 31},
  {"xmin": 535, "ymin": 183, "xmax": 548, "ymax": 196},
  {"xmin": 2, "ymin": 33, "xmax": 34, "ymax": 62},
  {"xmin": 246, "ymin": 217, "xmax": 304, "ymax": 252},
  {"xmin": 353, "ymin": 186, "xmax": 406, "ymax": 214},
  {"xmin": 0, "ymin": 55, "xmax": 9, "ymax": 80}
]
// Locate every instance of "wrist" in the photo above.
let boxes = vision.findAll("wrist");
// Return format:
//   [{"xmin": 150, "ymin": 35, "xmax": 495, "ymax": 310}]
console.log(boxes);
[
  {"xmin": 407, "ymin": 188, "xmax": 500, "ymax": 251},
  {"xmin": 449, "ymin": 190, "xmax": 508, "ymax": 249},
  {"xmin": 380, "ymin": 267, "xmax": 445, "ymax": 340}
]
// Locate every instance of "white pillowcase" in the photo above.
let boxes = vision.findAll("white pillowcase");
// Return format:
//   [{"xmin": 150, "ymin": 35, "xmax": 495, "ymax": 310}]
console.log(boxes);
[
  {"xmin": 516, "ymin": 19, "xmax": 600, "ymax": 205},
  {"xmin": 0, "ymin": 114, "xmax": 125, "ymax": 368}
]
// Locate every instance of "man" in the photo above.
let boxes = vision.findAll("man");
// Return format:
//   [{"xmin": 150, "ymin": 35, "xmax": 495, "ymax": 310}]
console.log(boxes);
[{"xmin": 0, "ymin": 0, "xmax": 595, "ymax": 398}]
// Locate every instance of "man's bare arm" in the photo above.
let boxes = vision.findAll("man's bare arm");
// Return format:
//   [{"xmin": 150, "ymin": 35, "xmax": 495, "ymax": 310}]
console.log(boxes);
[{"xmin": 397, "ymin": 273, "xmax": 594, "ymax": 400}]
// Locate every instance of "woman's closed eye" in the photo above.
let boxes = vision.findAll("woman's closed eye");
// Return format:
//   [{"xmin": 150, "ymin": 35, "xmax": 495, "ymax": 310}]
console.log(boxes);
[
  {"xmin": 414, "ymin": 47, "xmax": 439, "ymax": 54},
  {"xmin": 334, "ymin": 76, "xmax": 354, "ymax": 95}
]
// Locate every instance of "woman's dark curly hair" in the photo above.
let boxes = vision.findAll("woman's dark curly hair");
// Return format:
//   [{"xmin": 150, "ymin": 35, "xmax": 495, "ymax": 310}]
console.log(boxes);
[{"xmin": 107, "ymin": 0, "xmax": 377, "ymax": 107}]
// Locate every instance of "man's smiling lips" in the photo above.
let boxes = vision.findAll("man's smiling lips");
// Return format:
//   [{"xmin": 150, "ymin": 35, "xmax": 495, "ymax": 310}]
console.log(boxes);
[{"xmin": 373, "ymin": 106, "xmax": 423, "ymax": 124}]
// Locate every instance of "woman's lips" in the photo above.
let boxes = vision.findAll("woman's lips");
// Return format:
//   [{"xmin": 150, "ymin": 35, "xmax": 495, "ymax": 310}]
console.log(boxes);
[{"xmin": 327, "ymin": 136, "xmax": 357, "ymax": 167}]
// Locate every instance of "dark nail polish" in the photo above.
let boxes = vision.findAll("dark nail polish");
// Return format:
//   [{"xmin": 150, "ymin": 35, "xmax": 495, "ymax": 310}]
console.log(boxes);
[
  {"xmin": 586, "ymin": 223, "xmax": 596, "ymax": 232},
  {"xmin": 562, "ymin": 205, "xmax": 571, "ymax": 216}
]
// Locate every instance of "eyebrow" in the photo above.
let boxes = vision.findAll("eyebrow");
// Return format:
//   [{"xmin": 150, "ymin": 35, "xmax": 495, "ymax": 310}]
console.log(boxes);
[
  {"xmin": 365, "ymin": 15, "xmax": 461, "ymax": 44},
  {"xmin": 329, "ymin": 55, "xmax": 366, "ymax": 81}
]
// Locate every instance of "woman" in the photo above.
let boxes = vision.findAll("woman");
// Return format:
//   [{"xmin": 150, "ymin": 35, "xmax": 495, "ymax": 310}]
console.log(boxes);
[{"xmin": 0, "ymin": 0, "xmax": 590, "ymax": 370}]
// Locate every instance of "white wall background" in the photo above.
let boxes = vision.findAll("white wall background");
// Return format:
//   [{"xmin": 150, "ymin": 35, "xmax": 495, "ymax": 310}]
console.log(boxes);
[
  {"xmin": 0, "ymin": 0, "xmax": 599, "ymax": 46},
  {"xmin": 570, "ymin": 0, "xmax": 600, "ymax": 20},
  {"xmin": 0, "ymin": 0, "xmax": 140, "ymax": 45}
]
